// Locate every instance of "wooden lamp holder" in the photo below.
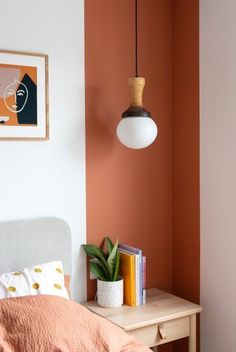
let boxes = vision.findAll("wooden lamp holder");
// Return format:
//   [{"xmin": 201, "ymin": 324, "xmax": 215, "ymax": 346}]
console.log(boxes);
[{"xmin": 122, "ymin": 77, "xmax": 151, "ymax": 118}]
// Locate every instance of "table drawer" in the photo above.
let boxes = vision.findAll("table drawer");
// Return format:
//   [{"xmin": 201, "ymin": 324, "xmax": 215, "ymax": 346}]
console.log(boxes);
[{"xmin": 129, "ymin": 316, "xmax": 190, "ymax": 348}]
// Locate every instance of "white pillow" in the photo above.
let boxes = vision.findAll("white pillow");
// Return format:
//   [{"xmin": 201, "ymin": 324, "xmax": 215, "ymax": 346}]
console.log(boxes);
[{"xmin": 0, "ymin": 261, "xmax": 69, "ymax": 300}]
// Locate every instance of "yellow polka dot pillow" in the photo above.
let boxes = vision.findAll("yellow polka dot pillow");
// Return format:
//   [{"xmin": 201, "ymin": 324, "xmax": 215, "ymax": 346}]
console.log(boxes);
[{"xmin": 0, "ymin": 261, "xmax": 69, "ymax": 300}]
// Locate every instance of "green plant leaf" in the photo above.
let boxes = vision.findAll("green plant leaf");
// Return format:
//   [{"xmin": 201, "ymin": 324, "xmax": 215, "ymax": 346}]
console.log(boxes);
[
  {"xmin": 82, "ymin": 244, "xmax": 106, "ymax": 263},
  {"xmin": 82, "ymin": 244, "xmax": 111, "ymax": 279},
  {"xmin": 105, "ymin": 237, "xmax": 114, "ymax": 256},
  {"xmin": 90, "ymin": 260, "xmax": 107, "ymax": 281},
  {"xmin": 93, "ymin": 258, "xmax": 110, "ymax": 281},
  {"xmin": 107, "ymin": 240, "xmax": 118, "ymax": 280},
  {"xmin": 113, "ymin": 251, "xmax": 120, "ymax": 281}
]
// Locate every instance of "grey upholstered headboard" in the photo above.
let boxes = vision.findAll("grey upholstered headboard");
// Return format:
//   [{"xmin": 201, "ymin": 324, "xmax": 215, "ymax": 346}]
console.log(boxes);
[{"xmin": 0, "ymin": 217, "xmax": 71, "ymax": 275}]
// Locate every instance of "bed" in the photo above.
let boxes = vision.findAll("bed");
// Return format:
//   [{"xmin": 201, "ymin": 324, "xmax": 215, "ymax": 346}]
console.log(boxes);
[
  {"xmin": 0, "ymin": 217, "xmax": 150, "ymax": 352},
  {"xmin": 0, "ymin": 217, "xmax": 71, "ymax": 276}
]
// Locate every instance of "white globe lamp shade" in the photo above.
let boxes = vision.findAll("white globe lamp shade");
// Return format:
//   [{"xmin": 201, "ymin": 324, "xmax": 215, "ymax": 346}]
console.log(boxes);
[{"xmin": 117, "ymin": 117, "xmax": 158, "ymax": 149}]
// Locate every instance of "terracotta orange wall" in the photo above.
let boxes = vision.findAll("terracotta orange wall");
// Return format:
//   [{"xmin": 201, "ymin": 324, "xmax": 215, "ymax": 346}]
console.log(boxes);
[
  {"xmin": 85, "ymin": 0, "xmax": 172, "ymax": 300},
  {"xmin": 172, "ymin": 0, "xmax": 200, "ymax": 351},
  {"xmin": 172, "ymin": 0, "xmax": 200, "ymax": 306},
  {"xmin": 85, "ymin": 0, "xmax": 199, "ymax": 351}
]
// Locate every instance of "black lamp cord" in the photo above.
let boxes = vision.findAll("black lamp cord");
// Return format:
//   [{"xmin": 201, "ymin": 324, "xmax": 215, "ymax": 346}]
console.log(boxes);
[{"xmin": 135, "ymin": 0, "xmax": 138, "ymax": 77}]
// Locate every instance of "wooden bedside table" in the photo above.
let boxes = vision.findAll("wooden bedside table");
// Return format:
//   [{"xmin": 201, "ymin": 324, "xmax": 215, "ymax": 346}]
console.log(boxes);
[{"xmin": 83, "ymin": 288, "xmax": 202, "ymax": 351}]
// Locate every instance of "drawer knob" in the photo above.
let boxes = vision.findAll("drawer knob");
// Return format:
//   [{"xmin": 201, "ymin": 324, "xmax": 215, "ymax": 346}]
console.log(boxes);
[{"xmin": 158, "ymin": 324, "xmax": 167, "ymax": 340}]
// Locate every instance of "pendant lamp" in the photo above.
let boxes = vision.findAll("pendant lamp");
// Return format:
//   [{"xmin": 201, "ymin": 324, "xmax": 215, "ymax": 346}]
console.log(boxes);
[{"xmin": 116, "ymin": 0, "xmax": 158, "ymax": 149}]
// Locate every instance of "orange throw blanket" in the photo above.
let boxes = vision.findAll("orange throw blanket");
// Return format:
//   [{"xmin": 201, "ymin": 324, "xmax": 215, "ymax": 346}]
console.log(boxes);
[{"xmin": 0, "ymin": 295, "xmax": 151, "ymax": 352}]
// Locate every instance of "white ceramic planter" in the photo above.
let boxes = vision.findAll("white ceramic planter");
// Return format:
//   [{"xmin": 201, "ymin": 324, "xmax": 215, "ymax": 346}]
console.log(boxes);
[{"xmin": 97, "ymin": 277, "xmax": 124, "ymax": 308}]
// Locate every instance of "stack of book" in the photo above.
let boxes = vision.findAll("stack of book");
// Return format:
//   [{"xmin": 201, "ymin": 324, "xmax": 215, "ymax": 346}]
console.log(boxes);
[{"xmin": 119, "ymin": 244, "xmax": 146, "ymax": 306}]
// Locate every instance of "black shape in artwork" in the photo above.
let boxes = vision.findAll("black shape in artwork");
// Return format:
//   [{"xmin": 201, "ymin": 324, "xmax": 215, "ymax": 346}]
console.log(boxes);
[{"xmin": 17, "ymin": 74, "xmax": 37, "ymax": 125}]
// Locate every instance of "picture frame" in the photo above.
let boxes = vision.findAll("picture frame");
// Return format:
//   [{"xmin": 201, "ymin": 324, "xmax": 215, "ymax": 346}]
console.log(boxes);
[{"xmin": 0, "ymin": 50, "xmax": 49, "ymax": 140}]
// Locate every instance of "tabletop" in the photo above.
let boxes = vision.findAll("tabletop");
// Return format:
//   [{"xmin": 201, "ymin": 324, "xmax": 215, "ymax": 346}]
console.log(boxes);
[{"xmin": 83, "ymin": 288, "xmax": 202, "ymax": 331}]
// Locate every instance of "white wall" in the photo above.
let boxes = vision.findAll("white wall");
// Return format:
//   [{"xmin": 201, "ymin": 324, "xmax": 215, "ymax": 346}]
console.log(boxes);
[
  {"xmin": 0, "ymin": 0, "xmax": 86, "ymax": 301},
  {"xmin": 201, "ymin": 0, "xmax": 236, "ymax": 350}
]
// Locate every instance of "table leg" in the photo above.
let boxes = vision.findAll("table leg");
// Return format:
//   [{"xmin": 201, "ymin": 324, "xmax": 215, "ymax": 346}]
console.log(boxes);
[{"xmin": 189, "ymin": 314, "xmax": 196, "ymax": 352}]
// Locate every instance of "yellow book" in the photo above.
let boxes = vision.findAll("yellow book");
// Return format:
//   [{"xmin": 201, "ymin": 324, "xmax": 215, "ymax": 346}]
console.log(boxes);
[{"xmin": 119, "ymin": 250, "xmax": 136, "ymax": 306}]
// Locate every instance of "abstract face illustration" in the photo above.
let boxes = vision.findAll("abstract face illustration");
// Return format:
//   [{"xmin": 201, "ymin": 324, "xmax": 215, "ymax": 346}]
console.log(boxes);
[
  {"xmin": 4, "ymin": 79, "xmax": 28, "ymax": 113},
  {"xmin": 0, "ymin": 64, "xmax": 38, "ymax": 128}
]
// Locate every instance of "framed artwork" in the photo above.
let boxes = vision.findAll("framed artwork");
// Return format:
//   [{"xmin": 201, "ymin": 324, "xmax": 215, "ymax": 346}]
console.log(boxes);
[{"xmin": 0, "ymin": 50, "xmax": 48, "ymax": 140}]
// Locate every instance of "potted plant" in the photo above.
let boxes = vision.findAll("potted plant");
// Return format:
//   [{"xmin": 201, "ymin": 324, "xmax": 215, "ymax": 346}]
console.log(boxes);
[{"xmin": 83, "ymin": 237, "xmax": 123, "ymax": 308}]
